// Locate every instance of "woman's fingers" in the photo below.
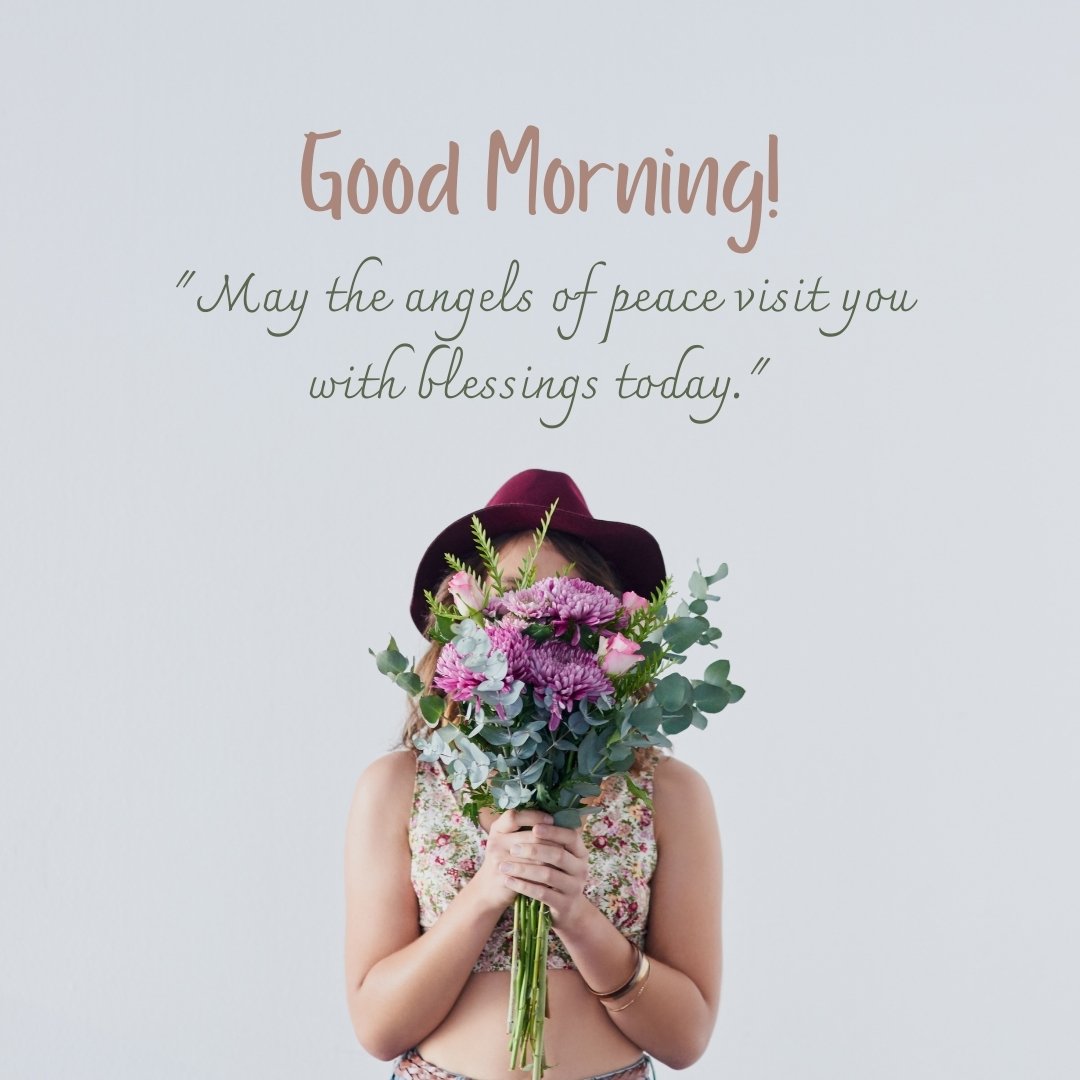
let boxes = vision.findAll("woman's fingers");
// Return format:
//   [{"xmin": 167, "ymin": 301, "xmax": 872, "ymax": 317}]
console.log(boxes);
[
  {"xmin": 533, "ymin": 822, "xmax": 587, "ymax": 856},
  {"xmin": 489, "ymin": 809, "xmax": 554, "ymax": 835},
  {"xmin": 499, "ymin": 859, "xmax": 578, "ymax": 896},
  {"xmin": 506, "ymin": 838, "xmax": 571, "ymax": 868}
]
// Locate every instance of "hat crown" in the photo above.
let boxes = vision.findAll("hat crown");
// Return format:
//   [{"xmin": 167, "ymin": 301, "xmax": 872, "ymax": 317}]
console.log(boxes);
[
  {"xmin": 409, "ymin": 467, "xmax": 666, "ymax": 632},
  {"xmin": 486, "ymin": 469, "xmax": 591, "ymax": 518}
]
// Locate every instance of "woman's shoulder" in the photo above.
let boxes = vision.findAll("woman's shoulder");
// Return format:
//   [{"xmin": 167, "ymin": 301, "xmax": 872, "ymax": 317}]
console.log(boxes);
[
  {"xmin": 349, "ymin": 749, "xmax": 419, "ymax": 821},
  {"xmin": 651, "ymin": 753, "xmax": 718, "ymax": 842}
]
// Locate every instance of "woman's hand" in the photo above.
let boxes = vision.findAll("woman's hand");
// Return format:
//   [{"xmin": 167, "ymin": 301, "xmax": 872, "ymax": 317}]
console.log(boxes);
[
  {"xmin": 493, "ymin": 819, "xmax": 591, "ymax": 930},
  {"xmin": 468, "ymin": 808, "xmax": 560, "ymax": 916}
]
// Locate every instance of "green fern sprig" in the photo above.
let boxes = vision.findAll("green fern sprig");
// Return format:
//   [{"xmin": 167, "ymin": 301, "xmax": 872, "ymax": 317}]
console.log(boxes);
[
  {"xmin": 515, "ymin": 499, "xmax": 559, "ymax": 589},
  {"xmin": 444, "ymin": 552, "xmax": 470, "ymax": 575},
  {"xmin": 424, "ymin": 588, "xmax": 460, "ymax": 621},
  {"xmin": 613, "ymin": 645, "xmax": 666, "ymax": 698},
  {"xmin": 624, "ymin": 577, "xmax": 673, "ymax": 639},
  {"xmin": 469, "ymin": 516, "xmax": 505, "ymax": 594}
]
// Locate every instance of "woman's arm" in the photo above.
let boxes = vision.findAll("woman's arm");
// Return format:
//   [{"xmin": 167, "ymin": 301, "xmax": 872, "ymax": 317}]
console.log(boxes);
[
  {"xmin": 499, "ymin": 756, "xmax": 723, "ymax": 1069},
  {"xmin": 343, "ymin": 750, "xmax": 554, "ymax": 1060}
]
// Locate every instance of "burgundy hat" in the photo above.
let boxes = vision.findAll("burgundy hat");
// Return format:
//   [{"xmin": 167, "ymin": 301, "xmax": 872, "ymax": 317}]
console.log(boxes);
[{"xmin": 410, "ymin": 469, "xmax": 666, "ymax": 632}]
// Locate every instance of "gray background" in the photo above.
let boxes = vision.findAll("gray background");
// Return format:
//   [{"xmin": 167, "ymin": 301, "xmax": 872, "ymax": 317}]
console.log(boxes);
[{"xmin": 2, "ymin": 2, "xmax": 1078, "ymax": 1078}]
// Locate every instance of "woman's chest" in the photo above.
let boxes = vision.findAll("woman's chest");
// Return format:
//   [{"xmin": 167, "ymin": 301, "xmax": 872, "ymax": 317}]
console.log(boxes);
[{"xmin": 408, "ymin": 767, "xmax": 657, "ymax": 943}]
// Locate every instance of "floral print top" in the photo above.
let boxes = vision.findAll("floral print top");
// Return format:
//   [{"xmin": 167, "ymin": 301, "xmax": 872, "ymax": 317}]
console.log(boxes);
[{"xmin": 408, "ymin": 748, "xmax": 665, "ymax": 972}]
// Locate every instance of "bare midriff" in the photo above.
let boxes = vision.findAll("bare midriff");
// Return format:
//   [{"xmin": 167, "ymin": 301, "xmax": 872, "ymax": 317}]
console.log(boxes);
[{"xmin": 416, "ymin": 969, "xmax": 644, "ymax": 1080}]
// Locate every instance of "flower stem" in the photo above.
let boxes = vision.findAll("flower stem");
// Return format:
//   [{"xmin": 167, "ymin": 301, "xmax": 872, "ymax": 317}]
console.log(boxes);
[{"xmin": 507, "ymin": 894, "xmax": 551, "ymax": 1077}]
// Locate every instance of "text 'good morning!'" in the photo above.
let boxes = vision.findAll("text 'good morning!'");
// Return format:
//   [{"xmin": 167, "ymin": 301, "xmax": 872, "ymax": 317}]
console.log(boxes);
[{"xmin": 301, "ymin": 127, "xmax": 779, "ymax": 253}]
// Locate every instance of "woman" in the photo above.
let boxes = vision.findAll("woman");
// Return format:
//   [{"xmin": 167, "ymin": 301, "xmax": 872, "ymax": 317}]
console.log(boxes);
[{"xmin": 344, "ymin": 470, "xmax": 723, "ymax": 1079}]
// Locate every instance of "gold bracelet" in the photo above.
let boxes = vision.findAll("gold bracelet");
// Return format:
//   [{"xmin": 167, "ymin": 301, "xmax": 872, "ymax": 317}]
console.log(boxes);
[
  {"xmin": 602, "ymin": 956, "xmax": 651, "ymax": 1012},
  {"xmin": 586, "ymin": 943, "xmax": 642, "ymax": 998}
]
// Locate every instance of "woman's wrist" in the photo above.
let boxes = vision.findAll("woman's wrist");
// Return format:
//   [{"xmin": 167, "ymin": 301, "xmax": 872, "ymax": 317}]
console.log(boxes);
[
  {"xmin": 460, "ymin": 866, "xmax": 514, "ymax": 923},
  {"xmin": 551, "ymin": 896, "xmax": 639, "ymax": 992}
]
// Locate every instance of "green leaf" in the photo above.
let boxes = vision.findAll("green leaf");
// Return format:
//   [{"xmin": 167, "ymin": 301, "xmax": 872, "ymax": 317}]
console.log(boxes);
[
  {"xmin": 726, "ymin": 683, "xmax": 746, "ymax": 703},
  {"xmin": 519, "ymin": 758, "xmax": 545, "ymax": 785},
  {"xmin": 419, "ymin": 695, "xmax": 444, "ymax": 726},
  {"xmin": 703, "ymin": 659, "xmax": 731, "ymax": 686},
  {"xmin": 430, "ymin": 614, "xmax": 457, "ymax": 644},
  {"xmin": 624, "ymin": 774, "xmax": 654, "ymax": 809},
  {"xmin": 371, "ymin": 638, "xmax": 408, "ymax": 676},
  {"xmin": 515, "ymin": 500, "xmax": 559, "ymax": 589},
  {"xmin": 394, "ymin": 671, "xmax": 423, "ymax": 695},
  {"xmin": 468, "ymin": 517, "xmax": 504, "ymax": 593},
  {"xmin": 663, "ymin": 616, "xmax": 708, "ymax": 653},
  {"xmin": 567, "ymin": 711, "xmax": 590, "ymax": 736},
  {"xmin": 688, "ymin": 598, "xmax": 708, "ymax": 616},
  {"xmin": 571, "ymin": 781, "xmax": 602, "ymax": 797},
  {"xmin": 630, "ymin": 701, "xmax": 662, "ymax": 733},
  {"xmin": 694, "ymin": 682, "xmax": 730, "ymax": 713},
  {"xmin": 553, "ymin": 808, "xmax": 583, "ymax": 828},
  {"xmin": 653, "ymin": 673, "xmax": 691, "ymax": 711},
  {"xmin": 704, "ymin": 563, "xmax": 728, "ymax": 584},
  {"xmin": 688, "ymin": 570, "xmax": 708, "ymax": 599},
  {"xmin": 661, "ymin": 710, "xmax": 694, "ymax": 736},
  {"xmin": 690, "ymin": 708, "xmax": 708, "ymax": 730},
  {"xmin": 579, "ymin": 729, "xmax": 602, "ymax": 775}
]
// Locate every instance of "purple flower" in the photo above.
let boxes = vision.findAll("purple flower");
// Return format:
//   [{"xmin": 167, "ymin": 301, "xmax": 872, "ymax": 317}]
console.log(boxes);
[
  {"xmin": 493, "ymin": 577, "xmax": 621, "ymax": 639},
  {"xmin": 525, "ymin": 640, "xmax": 614, "ymax": 730},
  {"xmin": 433, "ymin": 623, "xmax": 532, "ymax": 711},
  {"xmin": 487, "ymin": 625, "xmax": 533, "ymax": 680}
]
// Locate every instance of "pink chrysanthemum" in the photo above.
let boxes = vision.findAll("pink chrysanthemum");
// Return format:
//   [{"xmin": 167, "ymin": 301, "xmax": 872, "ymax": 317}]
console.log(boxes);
[
  {"xmin": 488, "ymin": 625, "xmax": 532, "ymax": 679},
  {"xmin": 525, "ymin": 640, "xmax": 614, "ymax": 730},
  {"xmin": 432, "ymin": 645, "xmax": 484, "ymax": 702},
  {"xmin": 433, "ymin": 624, "xmax": 532, "ymax": 702},
  {"xmin": 494, "ymin": 577, "xmax": 621, "ymax": 637}
]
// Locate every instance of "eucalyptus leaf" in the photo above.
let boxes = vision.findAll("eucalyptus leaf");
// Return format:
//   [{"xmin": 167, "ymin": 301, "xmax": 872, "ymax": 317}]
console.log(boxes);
[
  {"xmin": 654, "ymin": 673, "xmax": 692, "ymax": 711},
  {"xmin": 571, "ymin": 781, "xmax": 602, "ymax": 797},
  {"xmin": 567, "ymin": 711, "xmax": 590, "ymax": 736},
  {"xmin": 419, "ymin": 695, "xmax": 444, "ymax": 726},
  {"xmin": 703, "ymin": 659, "xmax": 731, "ymax": 686},
  {"xmin": 662, "ymin": 711, "xmax": 694, "ymax": 735},
  {"xmin": 579, "ymin": 729, "xmax": 601, "ymax": 775},
  {"xmin": 372, "ymin": 640, "xmax": 409, "ymax": 676},
  {"xmin": 694, "ymin": 683, "xmax": 730, "ymax": 713},
  {"xmin": 663, "ymin": 616, "xmax": 708, "ymax": 652},
  {"xmin": 394, "ymin": 671, "xmax": 422, "ymax": 695},
  {"xmin": 519, "ymin": 758, "xmax": 546, "ymax": 785},
  {"xmin": 631, "ymin": 702, "xmax": 662, "ymax": 733}
]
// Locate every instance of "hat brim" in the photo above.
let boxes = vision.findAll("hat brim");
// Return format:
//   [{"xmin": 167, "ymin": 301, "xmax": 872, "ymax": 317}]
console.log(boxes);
[{"xmin": 410, "ymin": 501, "xmax": 666, "ymax": 632}]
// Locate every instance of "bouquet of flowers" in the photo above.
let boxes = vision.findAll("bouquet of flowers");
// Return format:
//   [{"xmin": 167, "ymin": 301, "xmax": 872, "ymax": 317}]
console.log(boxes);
[{"xmin": 372, "ymin": 502, "xmax": 744, "ymax": 1079}]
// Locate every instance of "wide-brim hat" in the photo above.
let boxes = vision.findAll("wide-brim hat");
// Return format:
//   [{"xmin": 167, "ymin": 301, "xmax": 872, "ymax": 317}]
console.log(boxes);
[{"xmin": 410, "ymin": 469, "xmax": 667, "ymax": 632}]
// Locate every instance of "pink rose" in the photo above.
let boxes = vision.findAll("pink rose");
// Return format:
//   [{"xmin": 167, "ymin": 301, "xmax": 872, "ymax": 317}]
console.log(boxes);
[
  {"xmin": 597, "ymin": 632, "xmax": 644, "ymax": 676},
  {"xmin": 621, "ymin": 591, "xmax": 649, "ymax": 614},
  {"xmin": 447, "ymin": 570, "xmax": 485, "ymax": 615}
]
